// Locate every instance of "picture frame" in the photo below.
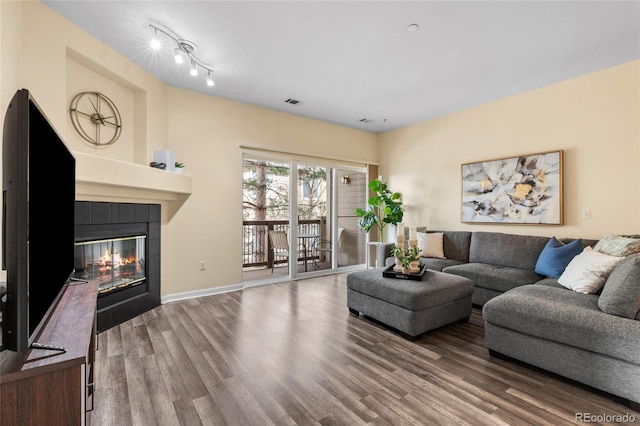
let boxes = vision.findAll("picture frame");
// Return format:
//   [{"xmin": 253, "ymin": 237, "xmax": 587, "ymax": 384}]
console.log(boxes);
[{"xmin": 461, "ymin": 150, "xmax": 563, "ymax": 225}]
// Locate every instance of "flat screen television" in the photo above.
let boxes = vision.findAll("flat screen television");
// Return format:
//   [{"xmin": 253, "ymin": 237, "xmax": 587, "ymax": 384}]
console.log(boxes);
[{"xmin": 1, "ymin": 89, "xmax": 76, "ymax": 352}]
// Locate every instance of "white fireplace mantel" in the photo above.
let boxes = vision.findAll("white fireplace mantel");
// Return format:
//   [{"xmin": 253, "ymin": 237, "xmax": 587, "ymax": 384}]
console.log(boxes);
[{"xmin": 73, "ymin": 151, "xmax": 192, "ymax": 205}]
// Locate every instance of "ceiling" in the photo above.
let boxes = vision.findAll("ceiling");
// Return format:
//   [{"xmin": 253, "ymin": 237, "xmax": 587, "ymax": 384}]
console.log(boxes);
[{"xmin": 42, "ymin": 1, "xmax": 640, "ymax": 134}]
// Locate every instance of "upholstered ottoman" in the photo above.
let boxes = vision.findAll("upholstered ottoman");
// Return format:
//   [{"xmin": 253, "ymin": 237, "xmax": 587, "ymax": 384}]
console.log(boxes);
[{"xmin": 346, "ymin": 268, "xmax": 474, "ymax": 339}]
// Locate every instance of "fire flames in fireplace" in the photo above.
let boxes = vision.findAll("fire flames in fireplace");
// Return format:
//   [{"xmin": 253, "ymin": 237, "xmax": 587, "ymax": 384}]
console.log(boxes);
[
  {"xmin": 73, "ymin": 235, "xmax": 146, "ymax": 294},
  {"xmin": 99, "ymin": 248, "xmax": 136, "ymax": 268}
]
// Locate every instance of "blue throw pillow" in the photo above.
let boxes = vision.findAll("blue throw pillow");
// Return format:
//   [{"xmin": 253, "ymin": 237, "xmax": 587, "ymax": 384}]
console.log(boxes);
[{"xmin": 535, "ymin": 237, "xmax": 584, "ymax": 278}]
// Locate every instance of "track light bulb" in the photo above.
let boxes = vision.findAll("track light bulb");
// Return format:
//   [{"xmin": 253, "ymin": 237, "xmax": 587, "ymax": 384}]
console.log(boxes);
[
  {"xmin": 206, "ymin": 71, "xmax": 214, "ymax": 87},
  {"xmin": 150, "ymin": 29, "xmax": 161, "ymax": 50},
  {"xmin": 190, "ymin": 59, "xmax": 198, "ymax": 76},
  {"xmin": 174, "ymin": 48, "xmax": 184, "ymax": 64}
]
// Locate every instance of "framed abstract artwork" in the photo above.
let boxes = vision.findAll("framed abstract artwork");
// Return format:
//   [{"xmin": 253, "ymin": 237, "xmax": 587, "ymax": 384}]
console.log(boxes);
[{"xmin": 461, "ymin": 150, "xmax": 563, "ymax": 225}]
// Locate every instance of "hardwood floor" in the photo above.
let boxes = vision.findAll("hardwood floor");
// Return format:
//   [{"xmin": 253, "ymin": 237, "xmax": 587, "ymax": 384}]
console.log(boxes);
[
  {"xmin": 242, "ymin": 261, "xmax": 334, "ymax": 282},
  {"xmin": 93, "ymin": 273, "xmax": 639, "ymax": 425}
]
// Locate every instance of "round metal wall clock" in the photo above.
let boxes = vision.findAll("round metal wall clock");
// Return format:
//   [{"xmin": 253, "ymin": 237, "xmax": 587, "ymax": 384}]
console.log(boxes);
[{"xmin": 69, "ymin": 91, "xmax": 122, "ymax": 146}]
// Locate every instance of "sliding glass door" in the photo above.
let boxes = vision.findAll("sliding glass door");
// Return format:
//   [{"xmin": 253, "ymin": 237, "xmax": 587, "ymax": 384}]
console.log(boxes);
[
  {"xmin": 242, "ymin": 158, "xmax": 293, "ymax": 280},
  {"xmin": 297, "ymin": 163, "xmax": 329, "ymax": 274},
  {"xmin": 242, "ymin": 152, "xmax": 366, "ymax": 284}
]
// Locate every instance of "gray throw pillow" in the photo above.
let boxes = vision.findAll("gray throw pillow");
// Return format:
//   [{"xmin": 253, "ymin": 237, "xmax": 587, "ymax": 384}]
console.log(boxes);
[{"xmin": 598, "ymin": 253, "xmax": 640, "ymax": 319}]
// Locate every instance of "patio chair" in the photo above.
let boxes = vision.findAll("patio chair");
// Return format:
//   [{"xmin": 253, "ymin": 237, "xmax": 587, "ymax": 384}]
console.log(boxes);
[
  {"xmin": 268, "ymin": 230, "xmax": 301, "ymax": 273},
  {"xmin": 312, "ymin": 227, "xmax": 344, "ymax": 269}
]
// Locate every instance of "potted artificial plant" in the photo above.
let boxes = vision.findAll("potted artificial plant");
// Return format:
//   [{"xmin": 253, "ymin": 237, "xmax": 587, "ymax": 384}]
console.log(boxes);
[
  {"xmin": 355, "ymin": 178, "xmax": 404, "ymax": 235},
  {"xmin": 174, "ymin": 161, "xmax": 185, "ymax": 174}
]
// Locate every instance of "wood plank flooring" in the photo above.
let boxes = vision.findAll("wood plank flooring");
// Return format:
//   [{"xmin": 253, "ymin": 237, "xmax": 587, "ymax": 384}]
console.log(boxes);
[{"xmin": 93, "ymin": 273, "xmax": 640, "ymax": 425}]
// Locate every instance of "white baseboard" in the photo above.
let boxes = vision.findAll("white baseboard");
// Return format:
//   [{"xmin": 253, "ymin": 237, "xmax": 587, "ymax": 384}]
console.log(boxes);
[
  {"xmin": 161, "ymin": 283, "xmax": 243, "ymax": 304},
  {"xmin": 161, "ymin": 265, "xmax": 366, "ymax": 304}
]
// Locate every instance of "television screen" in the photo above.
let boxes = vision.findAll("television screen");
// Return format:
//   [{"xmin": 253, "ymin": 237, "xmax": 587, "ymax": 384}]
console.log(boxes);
[{"xmin": 1, "ymin": 89, "xmax": 76, "ymax": 352}]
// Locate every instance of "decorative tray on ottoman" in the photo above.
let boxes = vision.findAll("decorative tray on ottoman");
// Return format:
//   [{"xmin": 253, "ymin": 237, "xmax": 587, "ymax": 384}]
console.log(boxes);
[{"xmin": 383, "ymin": 264, "xmax": 427, "ymax": 281}]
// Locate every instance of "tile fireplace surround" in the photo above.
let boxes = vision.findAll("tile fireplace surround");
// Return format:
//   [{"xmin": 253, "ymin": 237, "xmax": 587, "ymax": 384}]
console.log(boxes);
[{"xmin": 75, "ymin": 201, "xmax": 161, "ymax": 332}]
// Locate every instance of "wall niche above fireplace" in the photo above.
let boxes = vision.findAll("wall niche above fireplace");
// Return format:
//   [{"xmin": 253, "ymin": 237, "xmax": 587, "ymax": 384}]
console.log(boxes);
[{"xmin": 75, "ymin": 201, "xmax": 160, "ymax": 332}]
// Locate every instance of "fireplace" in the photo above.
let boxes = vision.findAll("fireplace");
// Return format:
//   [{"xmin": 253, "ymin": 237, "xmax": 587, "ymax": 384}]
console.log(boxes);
[
  {"xmin": 75, "ymin": 201, "xmax": 160, "ymax": 332},
  {"xmin": 73, "ymin": 235, "xmax": 146, "ymax": 294}
]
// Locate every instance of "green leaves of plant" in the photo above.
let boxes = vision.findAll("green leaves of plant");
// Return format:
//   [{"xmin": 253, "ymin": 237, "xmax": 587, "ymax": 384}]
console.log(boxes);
[
  {"xmin": 354, "ymin": 207, "xmax": 378, "ymax": 232},
  {"xmin": 355, "ymin": 178, "xmax": 404, "ymax": 233}
]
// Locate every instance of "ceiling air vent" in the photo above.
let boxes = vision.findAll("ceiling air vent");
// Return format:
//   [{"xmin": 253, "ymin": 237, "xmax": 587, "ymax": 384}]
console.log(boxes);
[
  {"xmin": 284, "ymin": 98, "xmax": 301, "ymax": 105},
  {"xmin": 358, "ymin": 118, "xmax": 375, "ymax": 124}
]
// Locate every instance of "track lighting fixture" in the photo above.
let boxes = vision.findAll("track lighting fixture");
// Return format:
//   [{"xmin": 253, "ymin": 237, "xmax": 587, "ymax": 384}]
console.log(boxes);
[
  {"xmin": 174, "ymin": 48, "xmax": 184, "ymax": 64},
  {"xmin": 149, "ymin": 23, "xmax": 215, "ymax": 88},
  {"xmin": 150, "ymin": 28, "xmax": 161, "ymax": 50},
  {"xmin": 190, "ymin": 58, "xmax": 198, "ymax": 76}
]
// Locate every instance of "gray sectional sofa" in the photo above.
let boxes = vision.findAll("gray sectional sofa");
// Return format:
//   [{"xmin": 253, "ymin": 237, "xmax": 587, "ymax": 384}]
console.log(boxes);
[
  {"xmin": 376, "ymin": 229, "xmax": 640, "ymax": 408},
  {"xmin": 377, "ymin": 228, "xmax": 598, "ymax": 305}
]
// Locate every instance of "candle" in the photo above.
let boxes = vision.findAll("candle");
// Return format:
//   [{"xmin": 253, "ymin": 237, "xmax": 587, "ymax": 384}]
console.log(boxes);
[
  {"xmin": 409, "ymin": 227, "xmax": 417, "ymax": 240},
  {"xmin": 397, "ymin": 223, "xmax": 404, "ymax": 237}
]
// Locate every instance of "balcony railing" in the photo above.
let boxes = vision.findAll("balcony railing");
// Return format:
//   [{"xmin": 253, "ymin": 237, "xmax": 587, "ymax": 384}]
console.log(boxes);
[{"xmin": 242, "ymin": 219, "xmax": 322, "ymax": 269}]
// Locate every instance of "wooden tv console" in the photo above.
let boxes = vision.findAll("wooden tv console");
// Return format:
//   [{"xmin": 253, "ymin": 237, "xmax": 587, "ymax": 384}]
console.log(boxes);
[{"xmin": 0, "ymin": 281, "xmax": 98, "ymax": 425}]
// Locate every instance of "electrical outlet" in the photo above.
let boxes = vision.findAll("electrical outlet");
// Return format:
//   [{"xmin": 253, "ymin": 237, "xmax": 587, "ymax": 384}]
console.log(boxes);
[
  {"xmin": 581, "ymin": 209, "xmax": 591, "ymax": 220},
  {"xmin": 200, "ymin": 260, "xmax": 206, "ymax": 271}
]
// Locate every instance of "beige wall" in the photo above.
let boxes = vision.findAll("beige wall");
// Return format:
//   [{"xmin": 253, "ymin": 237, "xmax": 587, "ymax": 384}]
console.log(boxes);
[
  {"xmin": 164, "ymin": 88, "xmax": 378, "ymax": 295},
  {"xmin": 0, "ymin": 0, "xmax": 173, "ymax": 283},
  {"xmin": 19, "ymin": 1, "xmax": 169, "ymax": 161},
  {"xmin": 0, "ymin": 0, "xmax": 24, "ymax": 284},
  {"xmin": 379, "ymin": 61, "xmax": 640, "ymax": 239},
  {"xmin": 1, "ymin": 1, "xmax": 22, "ymax": 117},
  {"xmin": 2, "ymin": 1, "xmax": 639, "ymax": 298},
  {"xmin": 0, "ymin": 1, "xmax": 378, "ymax": 295}
]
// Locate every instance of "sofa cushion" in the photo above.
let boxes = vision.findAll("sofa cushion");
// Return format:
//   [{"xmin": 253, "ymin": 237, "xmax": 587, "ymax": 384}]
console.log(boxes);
[
  {"xmin": 558, "ymin": 247, "xmax": 623, "ymax": 294},
  {"xmin": 419, "ymin": 257, "xmax": 465, "ymax": 272},
  {"xmin": 532, "ymin": 278, "xmax": 566, "ymax": 289},
  {"xmin": 383, "ymin": 230, "xmax": 473, "ymax": 267},
  {"xmin": 598, "ymin": 254, "xmax": 640, "ymax": 319},
  {"xmin": 468, "ymin": 232, "xmax": 549, "ymax": 270},
  {"xmin": 560, "ymin": 237, "xmax": 599, "ymax": 249},
  {"xmin": 443, "ymin": 263, "xmax": 543, "ymax": 293},
  {"xmin": 594, "ymin": 233, "xmax": 640, "ymax": 257},
  {"xmin": 442, "ymin": 231, "xmax": 472, "ymax": 262},
  {"xmin": 417, "ymin": 232, "xmax": 445, "ymax": 258},
  {"xmin": 482, "ymin": 284, "xmax": 640, "ymax": 365},
  {"xmin": 417, "ymin": 229, "xmax": 472, "ymax": 262},
  {"xmin": 385, "ymin": 257, "xmax": 464, "ymax": 272},
  {"xmin": 534, "ymin": 237, "xmax": 583, "ymax": 278}
]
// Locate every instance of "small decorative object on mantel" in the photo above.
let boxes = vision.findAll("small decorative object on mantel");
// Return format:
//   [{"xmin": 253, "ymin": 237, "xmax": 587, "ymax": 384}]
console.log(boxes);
[
  {"xmin": 154, "ymin": 150, "xmax": 176, "ymax": 172},
  {"xmin": 174, "ymin": 162, "xmax": 185, "ymax": 174},
  {"xmin": 149, "ymin": 162, "xmax": 166, "ymax": 169}
]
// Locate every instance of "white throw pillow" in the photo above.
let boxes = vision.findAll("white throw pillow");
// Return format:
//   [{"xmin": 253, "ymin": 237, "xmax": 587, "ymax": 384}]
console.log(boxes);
[
  {"xmin": 558, "ymin": 247, "xmax": 623, "ymax": 294},
  {"xmin": 416, "ymin": 232, "xmax": 446, "ymax": 259}
]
